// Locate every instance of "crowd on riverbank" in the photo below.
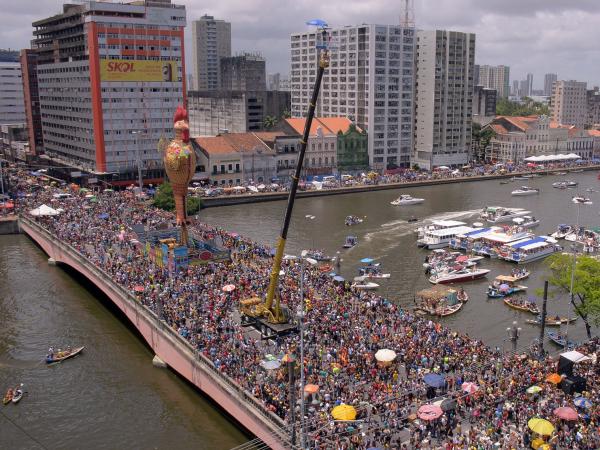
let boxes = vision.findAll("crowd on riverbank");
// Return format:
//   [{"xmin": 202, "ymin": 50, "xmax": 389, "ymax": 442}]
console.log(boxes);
[{"xmin": 8, "ymin": 167, "xmax": 600, "ymax": 449}]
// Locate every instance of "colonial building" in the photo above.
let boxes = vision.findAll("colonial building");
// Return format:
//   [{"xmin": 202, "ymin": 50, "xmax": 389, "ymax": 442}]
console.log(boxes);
[{"xmin": 336, "ymin": 123, "xmax": 368, "ymax": 172}]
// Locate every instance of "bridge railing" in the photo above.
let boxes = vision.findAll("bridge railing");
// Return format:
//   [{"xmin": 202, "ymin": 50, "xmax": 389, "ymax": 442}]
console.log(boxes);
[{"xmin": 20, "ymin": 216, "xmax": 290, "ymax": 447}]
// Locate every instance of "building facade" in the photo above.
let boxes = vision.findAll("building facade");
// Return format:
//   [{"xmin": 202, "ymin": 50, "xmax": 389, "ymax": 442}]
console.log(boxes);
[
  {"xmin": 267, "ymin": 73, "xmax": 291, "ymax": 91},
  {"xmin": 291, "ymin": 24, "xmax": 416, "ymax": 170},
  {"xmin": 0, "ymin": 62, "xmax": 26, "ymax": 125},
  {"xmin": 476, "ymin": 65, "xmax": 510, "ymax": 98},
  {"xmin": 413, "ymin": 30, "xmax": 475, "ymax": 170},
  {"xmin": 473, "ymin": 85, "xmax": 497, "ymax": 125},
  {"xmin": 551, "ymin": 80, "xmax": 587, "ymax": 128},
  {"xmin": 188, "ymin": 90, "xmax": 290, "ymax": 136},
  {"xmin": 20, "ymin": 49, "xmax": 43, "ymax": 155},
  {"xmin": 337, "ymin": 123, "xmax": 369, "ymax": 172},
  {"xmin": 587, "ymin": 87, "xmax": 600, "ymax": 127},
  {"xmin": 31, "ymin": 0, "xmax": 186, "ymax": 180},
  {"xmin": 526, "ymin": 73, "xmax": 533, "ymax": 97},
  {"xmin": 544, "ymin": 73, "xmax": 557, "ymax": 96},
  {"xmin": 220, "ymin": 53, "xmax": 266, "ymax": 91},
  {"xmin": 191, "ymin": 15, "xmax": 231, "ymax": 91}
]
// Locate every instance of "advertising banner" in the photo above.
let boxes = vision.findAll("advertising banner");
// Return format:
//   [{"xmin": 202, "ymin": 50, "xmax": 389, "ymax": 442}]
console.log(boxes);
[{"xmin": 100, "ymin": 59, "xmax": 177, "ymax": 82}]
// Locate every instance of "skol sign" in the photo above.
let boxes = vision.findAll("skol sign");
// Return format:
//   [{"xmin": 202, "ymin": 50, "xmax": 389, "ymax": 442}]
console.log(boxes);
[{"xmin": 100, "ymin": 59, "xmax": 177, "ymax": 82}]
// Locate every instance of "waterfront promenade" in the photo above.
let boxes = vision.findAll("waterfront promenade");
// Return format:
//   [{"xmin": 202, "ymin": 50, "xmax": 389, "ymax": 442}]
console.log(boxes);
[{"xmin": 8, "ymin": 168, "xmax": 600, "ymax": 449}]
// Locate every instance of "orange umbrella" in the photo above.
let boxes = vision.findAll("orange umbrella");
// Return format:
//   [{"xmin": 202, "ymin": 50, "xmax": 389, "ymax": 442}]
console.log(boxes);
[
  {"xmin": 304, "ymin": 384, "xmax": 319, "ymax": 394},
  {"xmin": 546, "ymin": 373, "xmax": 562, "ymax": 384}
]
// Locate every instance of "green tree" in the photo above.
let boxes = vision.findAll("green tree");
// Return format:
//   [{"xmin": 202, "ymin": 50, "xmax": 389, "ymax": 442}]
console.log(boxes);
[
  {"xmin": 153, "ymin": 182, "xmax": 201, "ymax": 215},
  {"xmin": 263, "ymin": 115, "xmax": 278, "ymax": 130},
  {"xmin": 282, "ymin": 109, "xmax": 291, "ymax": 119},
  {"xmin": 496, "ymin": 97, "xmax": 550, "ymax": 116},
  {"xmin": 545, "ymin": 253, "xmax": 600, "ymax": 338}
]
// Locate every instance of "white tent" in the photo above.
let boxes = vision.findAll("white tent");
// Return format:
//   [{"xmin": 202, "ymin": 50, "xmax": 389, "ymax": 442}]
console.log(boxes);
[
  {"xmin": 29, "ymin": 204, "xmax": 60, "ymax": 216},
  {"xmin": 560, "ymin": 350, "xmax": 590, "ymax": 363}
]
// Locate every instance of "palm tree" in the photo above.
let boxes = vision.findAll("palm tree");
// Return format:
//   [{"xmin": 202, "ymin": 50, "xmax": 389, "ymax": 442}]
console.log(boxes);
[{"xmin": 263, "ymin": 115, "xmax": 278, "ymax": 130}]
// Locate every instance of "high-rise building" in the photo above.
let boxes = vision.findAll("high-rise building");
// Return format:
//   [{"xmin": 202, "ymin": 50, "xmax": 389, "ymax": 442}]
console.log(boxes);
[
  {"xmin": 526, "ymin": 73, "xmax": 534, "ymax": 96},
  {"xmin": 551, "ymin": 80, "xmax": 588, "ymax": 128},
  {"xmin": 291, "ymin": 24, "xmax": 416, "ymax": 170},
  {"xmin": 413, "ymin": 30, "xmax": 476, "ymax": 170},
  {"xmin": 20, "ymin": 49, "xmax": 43, "ymax": 155},
  {"xmin": 519, "ymin": 79, "xmax": 529, "ymax": 99},
  {"xmin": 544, "ymin": 73, "xmax": 557, "ymax": 96},
  {"xmin": 268, "ymin": 73, "xmax": 291, "ymax": 91},
  {"xmin": 476, "ymin": 65, "xmax": 510, "ymax": 98},
  {"xmin": 0, "ymin": 62, "xmax": 25, "ymax": 125},
  {"xmin": 472, "ymin": 85, "xmax": 497, "ymax": 125},
  {"xmin": 0, "ymin": 49, "xmax": 20, "ymax": 63},
  {"xmin": 191, "ymin": 15, "xmax": 231, "ymax": 91},
  {"xmin": 512, "ymin": 80, "xmax": 519, "ymax": 97},
  {"xmin": 31, "ymin": 0, "xmax": 186, "ymax": 179},
  {"xmin": 587, "ymin": 87, "xmax": 600, "ymax": 127},
  {"xmin": 220, "ymin": 53, "xmax": 266, "ymax": 91}
]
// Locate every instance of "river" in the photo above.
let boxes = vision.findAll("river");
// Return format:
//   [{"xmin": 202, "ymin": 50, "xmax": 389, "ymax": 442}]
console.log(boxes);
[
  {"xmin": 0, "ymin": 235, "xmax": 247, "ymax": 450},
  {"xmin": 201, "ymin": 171, "xmax": 599, "ymax": 349}
]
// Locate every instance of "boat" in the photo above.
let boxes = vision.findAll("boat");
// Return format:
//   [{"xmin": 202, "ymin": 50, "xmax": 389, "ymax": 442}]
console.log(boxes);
[
  {"xmin": 3, "ymin": 389, "xmax": 13, "ymax": 405},
  {"xmin": 471, "ymin": 227, "xmax": 534, "ymax": 258},
  {"xmin": 513, "ymin": 176, "xmax": 530, "ymax": 181},
  {"xmin": 512, "ymin": 216, "xmax": 540, "ymax": 229},
  {"xmin": 497, "ymin": 236, "xmax": 560, "ymax": 264},
  {"xmin": 407, "ymin": 216, "xmax": 419, "ymax": 223},
  {"xmin": 345, "ymin": 215, "xmax": 363, "ymax": 226},
  {"xmin": 391, "ymin": 194, "xmax": 425, "ymax": 206},
  {"xmin": 526, "ymin": 316, "xmax": 577, "ymax": 327},
  {"xmin": 358, "ymin": 262, "xmax": 390, "ymax": 279},
  {"xmin": 510, "ymin": 268, "xmax": 530, "ymax": 281},
  {"xmin": 415, "ymin": 285, "xmax": 468, "ymax": 317},
  {"xmin": 571, "ymin": 169, "xmax": 584, "ymax": 173},
  {"xmin": 304, "ymin": 251, "xmax": 332, "ymax": 262},
  {"xmin": 551, "ymin": 224, "xmax": 573, "ymax": 239},
  {"xmin": 416, "ymin": 220, "xmax": 467, "ymax": 246},
  {"xmin": 553, "ymin": 182, "xmax": 567, "ymax": 189},
  {"xmin": 553, "ymin": 180, "xmax": 578, "ymax": 188},
  {"xmin": 503, "ymin": 297, "xmax": 540, "ymax": 315},
  {"xmin": 556, "ymin": 172, "xmax": 568, "ymax": 176},
  {"xmin": 45, "ymin": 346, "xmax": 85, "ymax": 364},
  {"xmin": 511, "ymin": 186, "xmax": 539, "ymax": 196},
  {"xmin": 352, "ymin": 281, "xmax": 379, "ymax": 290},
  {"xmin": 487, "ymin": 275, "xmax": 528, "ymax": 298},
  {"xmin": 572, "ymin": 196, "xmax": 593, "ymax": 205},
  {"xmin": 343, "ymin": 235, "xmax": 358, "ymax": 249},
  {"xmin": 429, "ymin": 267, "xmax": 490, "ymax": 284},
  {"xmin": 499, "ymin": 180, "xmax": 510, "ymax": 185},
  {"xmin": 480, "ymin": 206, "xmax": 531, "ymax": 224},
  {"xmin": 421, "ymin": 225, "xmax": 476, "ymax": 250},
  {"xmin": 547, "ymin": 331, "xmax": 576, "ymax": 348},
  {"xmin": 11, "ymin": 385, "xmax": 23, "ymax": 404}
]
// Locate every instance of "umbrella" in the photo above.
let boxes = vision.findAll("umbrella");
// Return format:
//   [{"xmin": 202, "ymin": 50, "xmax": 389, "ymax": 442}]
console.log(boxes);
[
  {"xmin": 527, "ymin": 385, "xmax": 543, "ymax": 394},
  {"xmin": 333, "ymin": 275, "xmax": 345, "ymax": 282},
  {"xmin": 374, "ymin": 349, "xmax": 397, "ymax": 363},
  {"xmin": 222, "ymin": 284, "xmax": 236, "ymax": 293},
  {"xmin": 574, "ymin": 397, "xmax": 592, "ymax": 409},
  {"xmin": 331, "ymin": 404, "xmax": 356, "ymax": 421},
  {"xmin": 417, "ymin": 404, "xmax": 443, "ymax": 421},
  {"xmin": 461, "ymin": 382, "xmax": 479, "ymax": 394},
  {"xmin": 499, "ymin": 283, "xmax": 510, "ymax": 291},
  {"xmin": 545, "ymin": 373, "xmax": 562, "ymax": 384},
  {"xmin": 527, "ymin": 418, "xmax": 555, "ymax": 436},
  {"xmin": 360, "ymin": 257, "xmax": 374, "ymax": 264},
  {"xmin": 433, "ymin": 398, "xmax": 457, "ymax": 412},
  {"xmin": 553, "ymin": 407, "xmax": 578, "ymax": 421},
  {"xmin": 260, "ymin": 360, "xmax": 281, "ymax": 370},
  {"xmin": 98, "ymin": 213, "xmax": 109, "ymax": 219},
  {"xmin": 133, "ymin": 285, "xmax": 144, "ymax": 292},
  {"xmin": 531, "ymin": 438, "xmax": 550, "ymax": 450},
  {"xmin": 423, "ymin": 373, "xmax": 445, "ymax": 388},
  {"xmin": 304, "ymin": 384, "xmax": 319, "ymax": 394}
]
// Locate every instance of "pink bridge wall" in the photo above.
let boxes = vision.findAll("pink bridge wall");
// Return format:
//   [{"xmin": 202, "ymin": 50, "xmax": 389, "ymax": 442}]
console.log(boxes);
[{"xmin": 19, "ymin": 217, "xmax": 288, "ymax": 450}]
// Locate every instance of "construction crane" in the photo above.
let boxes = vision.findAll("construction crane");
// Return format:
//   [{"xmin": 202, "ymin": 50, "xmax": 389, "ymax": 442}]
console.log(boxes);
[{"xmin": 240, "ymin": 20, "xmax": 331, "ymax": 328}]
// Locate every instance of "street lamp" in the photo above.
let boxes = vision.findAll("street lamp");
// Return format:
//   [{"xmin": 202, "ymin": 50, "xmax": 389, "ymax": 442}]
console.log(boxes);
[
  {"xmin": 506, "ymin": 321, "xmax": 521, "ymax": 352},
  {"xmin": 131, "ymin": 130, "xmax": 145, "ymax": 191}
]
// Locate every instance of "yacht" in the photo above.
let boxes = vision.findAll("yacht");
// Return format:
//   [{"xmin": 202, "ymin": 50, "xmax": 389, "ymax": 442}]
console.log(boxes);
[
  {"xmin": 421, "ymin": 225, "xmax": 475, "ymax": 250},
  {"xmin": 391, "ymin": 194, "xmax": 425, "ymax": 206},
  {"xmin": 480, "ymin": 206, "xmax": 531, "ymax": 224},
  {"xmin": 512, "ymin": 216, "xmax": 540, "ymax": 229},
  {"xmin": 511, "ymin": 186, "xmax": 539, "ymax": 196},
  {"xmin": 497, "ymin": 236, "xmax": 561, "ymax": 264},
  {"xmin": 551, "ymin": 224, "xmax": 573, "ymax": 239},
  {"xmin": 572, "ymin": 196, "xmax": 593, "ymax": 205},
  {"xmin": 416, "ymin": 220, "xmax": 466, "ymax": 246}
]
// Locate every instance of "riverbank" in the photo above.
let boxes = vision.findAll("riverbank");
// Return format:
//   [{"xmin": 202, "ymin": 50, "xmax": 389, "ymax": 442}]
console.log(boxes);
[
  {"xmin": 201, "ymin": 165, "xmax": 600, "ymax": 208},
  {"xmin": 0, "ymin": 215, "xmax": 18, "ymax": 234}
]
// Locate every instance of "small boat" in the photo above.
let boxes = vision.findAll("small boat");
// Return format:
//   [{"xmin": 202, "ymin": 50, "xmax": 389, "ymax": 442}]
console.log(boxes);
[
  {"xmin": 407, "ymin": 216, "xmax": 419, "ymax": 223},
  {"xmin": 358, "ymin": 262, "xmax": 390, "ymax": 279},
  {"xmin": 513, "ymin": 176, "xmax": 530, "ymax": 181},
  {"xmin": 352, "ymin": 281, "xmax": 379, "ymax": 290},
  {"xmin": 510, "ymin": 268, "xmax": 530, "ymax": 281},
  {"xmin": 556, "ymin": 172, "xmax": 568, "ymax": 176},
  {"xmin": 511, "ymin": 186, "xmax": 539, "ymax": 196},
  {"xmin": 526, "ymin": 316, "xmax": 577, "ymax": 327},
  {"xmin": 415, "ymin": 285, "xmax": 468, "ymax": 317},
  {"xmin": 572, "ymin": 196, "xmax": 593, "ymax": 205},
  {"xmin": 551, "ymin": 224, "xmax": 573, "ymax": 239},
  {"xmin": 345, "ymin": 215, "xmax": 363, "ymax": 226},
  {"xmin": 547, "ymin": 331, "xmax": 576, "ymax": 348},
  {"xmin": 3, "ymin": 389, "xmax": 13, "ymax": 405},
  {"xmin": 304, "ymin": 251, "xmax": 332, "ymax": 262},
  {"xmin": 391, "ymin": 194, "xmax": 425, "ymax": 206},
  {"xmin": 429, "ymin": 268, "xmax": 490, "ymax": 284},
  {"xmin": 499, "ymin": 181, "xmax": 510, "ymax": 185},
  {"xmin": 566, "ymin": 180, "xmax": 578, "ymax": 187},
  {"xmin": 503, "ymin": 297, "xmax": 539, "ymax": 315},
  {"xmin": 343, "ymin": 235, "xmax": 358, "ymax": 249},
  {"xmin": 11, "ymin": 385, "xmax": 23, "ymax": 404},
  {"xmin": 553, "ymin": 182, "xmax": 567, "ymax": 190},
  {"xmin": 46, "ymin": 346, "xmax": 85, "ymax": 364},
  {"xmin": 571, "ymin": 169, "xmax": 584, "ymax": 173},
  {"xmin": 480, "ymin": 206, "xmax": 530, "ymax": 224},
  {"xmin": 487, "ymin": 275, "xmax": 528, "ymax": 298},
  {"xmin": 512, "ymin": 216, "xmax": 540, "ymax": 229}
]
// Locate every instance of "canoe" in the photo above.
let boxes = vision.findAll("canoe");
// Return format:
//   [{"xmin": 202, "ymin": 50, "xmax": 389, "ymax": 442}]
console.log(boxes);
[
  {"xmin": 547, "ymin": 331, "xmax": 576, "ymax": 347},
  {"xmin": 526, "ymin": 317, "xmax": 577, "ymax": 327},
  {"xmin": 352, "ymin": 282, "xmax": 379, "ymax": 290},
  {"xmin": 46, "ymin": 346, "xmax": 85, "ymax": 364},
  {"xmin": 422, "ymin": 302, "xmax": 464, "ymax": 317},
  {"xmin": 3, "ymin": 391, "xmax": 12, "ymax": 405},
  {"xmin": 11, "ymin": 387, "xmax": 23, "ymax": 404},
  {"xmin": 503, "ymin": 298, "xmax": 539, "ymax": 315}
]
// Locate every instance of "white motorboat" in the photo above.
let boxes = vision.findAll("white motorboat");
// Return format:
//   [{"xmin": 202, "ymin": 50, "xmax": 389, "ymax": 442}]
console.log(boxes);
[
  {"xmin": 429, "ymin": 268, "xmax": 490, "ymax": 284},
  {"xmin": 416, "ymin": 220, "xmax": 466, "ymax": 247},
  {"xmin": 421, "ymin": 225, "xmax": 475, "ymax": 249},
  {"xmin": 572, "ymin": 196, "xmax": 593, "ymax": 205},
  {"xmin": 391, "ymin": 194, "xmax": 425, "ymax": 206},
  {"xmin": 352, "ymin": 281, "xmax": 379, "ymax": 290},
  {"xmin": 497, "ymin": 236, "xmax": 561, "ymax": 264},
  {"xmin": 512, "ymin": 216, "xmax": 540, "ymax": 229},
  {"xmin": 551, "ymin": 224, "xmax": 573, "ymax": 239},
  {"xmin": 480, "ymin": 206, "xmax": 530, "ymax": 224},
  {"xmin": 511, "ymin": 186, "xmax": 539, "ymax": 196}
]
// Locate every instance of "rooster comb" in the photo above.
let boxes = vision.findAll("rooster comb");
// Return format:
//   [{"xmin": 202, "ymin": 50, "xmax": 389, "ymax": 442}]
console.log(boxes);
[{"xmin": 173, "ymin": 105, "xmax": 188, "ymax": 123}]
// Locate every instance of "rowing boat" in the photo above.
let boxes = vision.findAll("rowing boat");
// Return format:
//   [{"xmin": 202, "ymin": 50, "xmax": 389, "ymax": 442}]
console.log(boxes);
[
  {"xmin": 526, "ymin": 316, "xmax": 577, "ymax": 327},
  {"xmin": 503, "ymin": 298, "xmax": 539, "ymax": 315},
  {"xmin": 46, "ymin": 346, "xmax": 85, "ymax": 364},
  {"xmin": 547, "ymin": 331, "xmax": 576, "ymax": 348},
  {"xmin": 11, "ymin": 385, "xmax": 23, "ymax": 404}
]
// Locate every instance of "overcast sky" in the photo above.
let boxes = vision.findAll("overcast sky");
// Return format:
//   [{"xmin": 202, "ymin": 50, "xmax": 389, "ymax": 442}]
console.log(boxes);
[{"xmin": 2, "ymin": 0, "xmax": 599, "ymax": 87}]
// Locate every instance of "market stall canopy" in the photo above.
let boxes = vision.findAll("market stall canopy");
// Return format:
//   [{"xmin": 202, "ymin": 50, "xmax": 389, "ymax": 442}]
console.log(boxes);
[
  {"xmin": 374, "ymin": 349, "xmax": 397, "ymax": 363},
  {"xmin": 29, "ymin": 204, "xmax": 60, "ymax": 216},
  {"xmin": 423, "ymin": 373, "xmax": 446, "ymax": 388},
  {"xmin": 560, "ymin": 350, "xmax": 590, "ymax": 363}
]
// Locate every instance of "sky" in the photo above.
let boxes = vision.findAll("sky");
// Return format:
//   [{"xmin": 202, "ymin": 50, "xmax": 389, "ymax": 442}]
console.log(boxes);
[{"xmin": 2, "ymin": 0, "xmax": 599, "ymax": 87}]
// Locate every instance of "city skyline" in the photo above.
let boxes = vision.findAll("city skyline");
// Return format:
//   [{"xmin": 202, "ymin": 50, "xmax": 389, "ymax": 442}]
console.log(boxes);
[{"xmin": 1, "ymin": 0, "xmax": 599, "ymax": 86}]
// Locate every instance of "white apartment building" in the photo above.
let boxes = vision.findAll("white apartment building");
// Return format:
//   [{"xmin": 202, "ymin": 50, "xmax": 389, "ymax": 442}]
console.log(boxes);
[
  {"xmin": 544, "ymin": 73, "xmax": 557, "ymax": 96},
  {"xmin": 477, "ymin": 65, "xmax": 510, "ymax": 98},
  {"xmin": 413, "ymin": 30, "xmax": 475, "ymax": 170},
  {"xmin": 290, "ymin": 24, "xmax": 416, "ymax": 170},
  {"xmin": 551, "ymin": 80, "xmax": 587, "ymax": 128},
  {"xmin": 0, "ymin": 62, "xmax": 26, "ymax": 125},
  {"xmin": 191, "ymin": 15, "xmax": 231, "ymax": 90}
]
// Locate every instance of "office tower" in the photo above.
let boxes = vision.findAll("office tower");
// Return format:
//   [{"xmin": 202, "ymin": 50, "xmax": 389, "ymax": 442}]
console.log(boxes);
[
  {"xmin": 519, "ymin": 80, "xmax": 529, "ymax": 99},
  {"xmin": 544, "ymin": 73, "xmax": 557, "ymax": 97},
  {"xmin": 31, "ymin": 0, "xmax": 186, "ymax": 178},
  {"xmin": 473, "ymin": 85, "xmax": 497, "ymax": 124},
  {"xmin": 413, "ymin": 30, "xmax": 476, "ymax": 170},
  {"xmin": 291, "ymin": 24, "xmax": 416, "ymax": 170},
  {"xmin": 476, "ymin": 65, "xmax": 510, "ymax": 98},
  {"xmin": 512, "ymin": 80, "xmax": 519, "ymax": 97},
  {"xmin": 0, "ymin": 62, "xmax": 25, "ymax": 125},
  {"xmin": 526, "ymin": 73, "xmax": 533, "ymax": 96},
  {"xmin": 20, "ymin": 49, "xmax": 43, "ymax": 154},
  {"xmin": 551, "ymin": 80, "xmax": 588, "ymax": 127},
  {"xmin": 191, "ymin": 15, "xmax": 231, "ymax": 90},
  {"xmin": 220, "ymin": 53, "xmax": 266, "ymax": 91}
]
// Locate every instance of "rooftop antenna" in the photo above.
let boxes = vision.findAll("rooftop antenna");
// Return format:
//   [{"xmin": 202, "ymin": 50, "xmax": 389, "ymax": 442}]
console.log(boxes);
[{"xmin": 400, "ymin": 0, "xmax": 415, "ymax": 27}]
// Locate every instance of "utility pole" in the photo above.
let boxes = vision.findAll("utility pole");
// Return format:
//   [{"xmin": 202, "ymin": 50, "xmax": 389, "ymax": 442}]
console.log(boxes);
[
  {"xmin": 539, "ymin": 281, "xmax": 548, "ymax": 356},
  {"xmin": 287, "ymin": 354, "xmax": 297, "ymax": 447},
  {"xmin": 132, "ymin": 130, "xmax": 144, "ymax": 191}
]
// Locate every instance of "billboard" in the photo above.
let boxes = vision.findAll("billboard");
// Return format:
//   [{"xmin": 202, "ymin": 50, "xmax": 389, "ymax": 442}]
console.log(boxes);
[{"xmin": 100, "ymin": 59, "xmax": 177, "ymax": 82}]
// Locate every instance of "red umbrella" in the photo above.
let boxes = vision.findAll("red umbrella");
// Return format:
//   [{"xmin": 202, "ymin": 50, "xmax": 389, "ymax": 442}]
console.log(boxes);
[
  {"xmin": 461, "ymin": 382, "xmax": 479, "ymax": 394},
  {"xmin": 222, "ymin": 284, "xmax": 236, "ymax": 293},
  {"xmin": 554, "ymin": 406, "xmax": 578, "ymax": 421},
  {"xmin": 456, "ymin": 255, "xmax": 468, "ymax": 263},
  {"xmin": 133, "ymin": 285, "xmax": 144, "ymax": 293},
  {"xmin": 417, "ymin": 404, "xmax": 443, "ymax": 421}
]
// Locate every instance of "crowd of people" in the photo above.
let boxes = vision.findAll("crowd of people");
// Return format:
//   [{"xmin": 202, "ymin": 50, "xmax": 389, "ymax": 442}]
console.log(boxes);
[{"xmin": 7, "ymin": 166, "xmax": 600, "ymax": 449}]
